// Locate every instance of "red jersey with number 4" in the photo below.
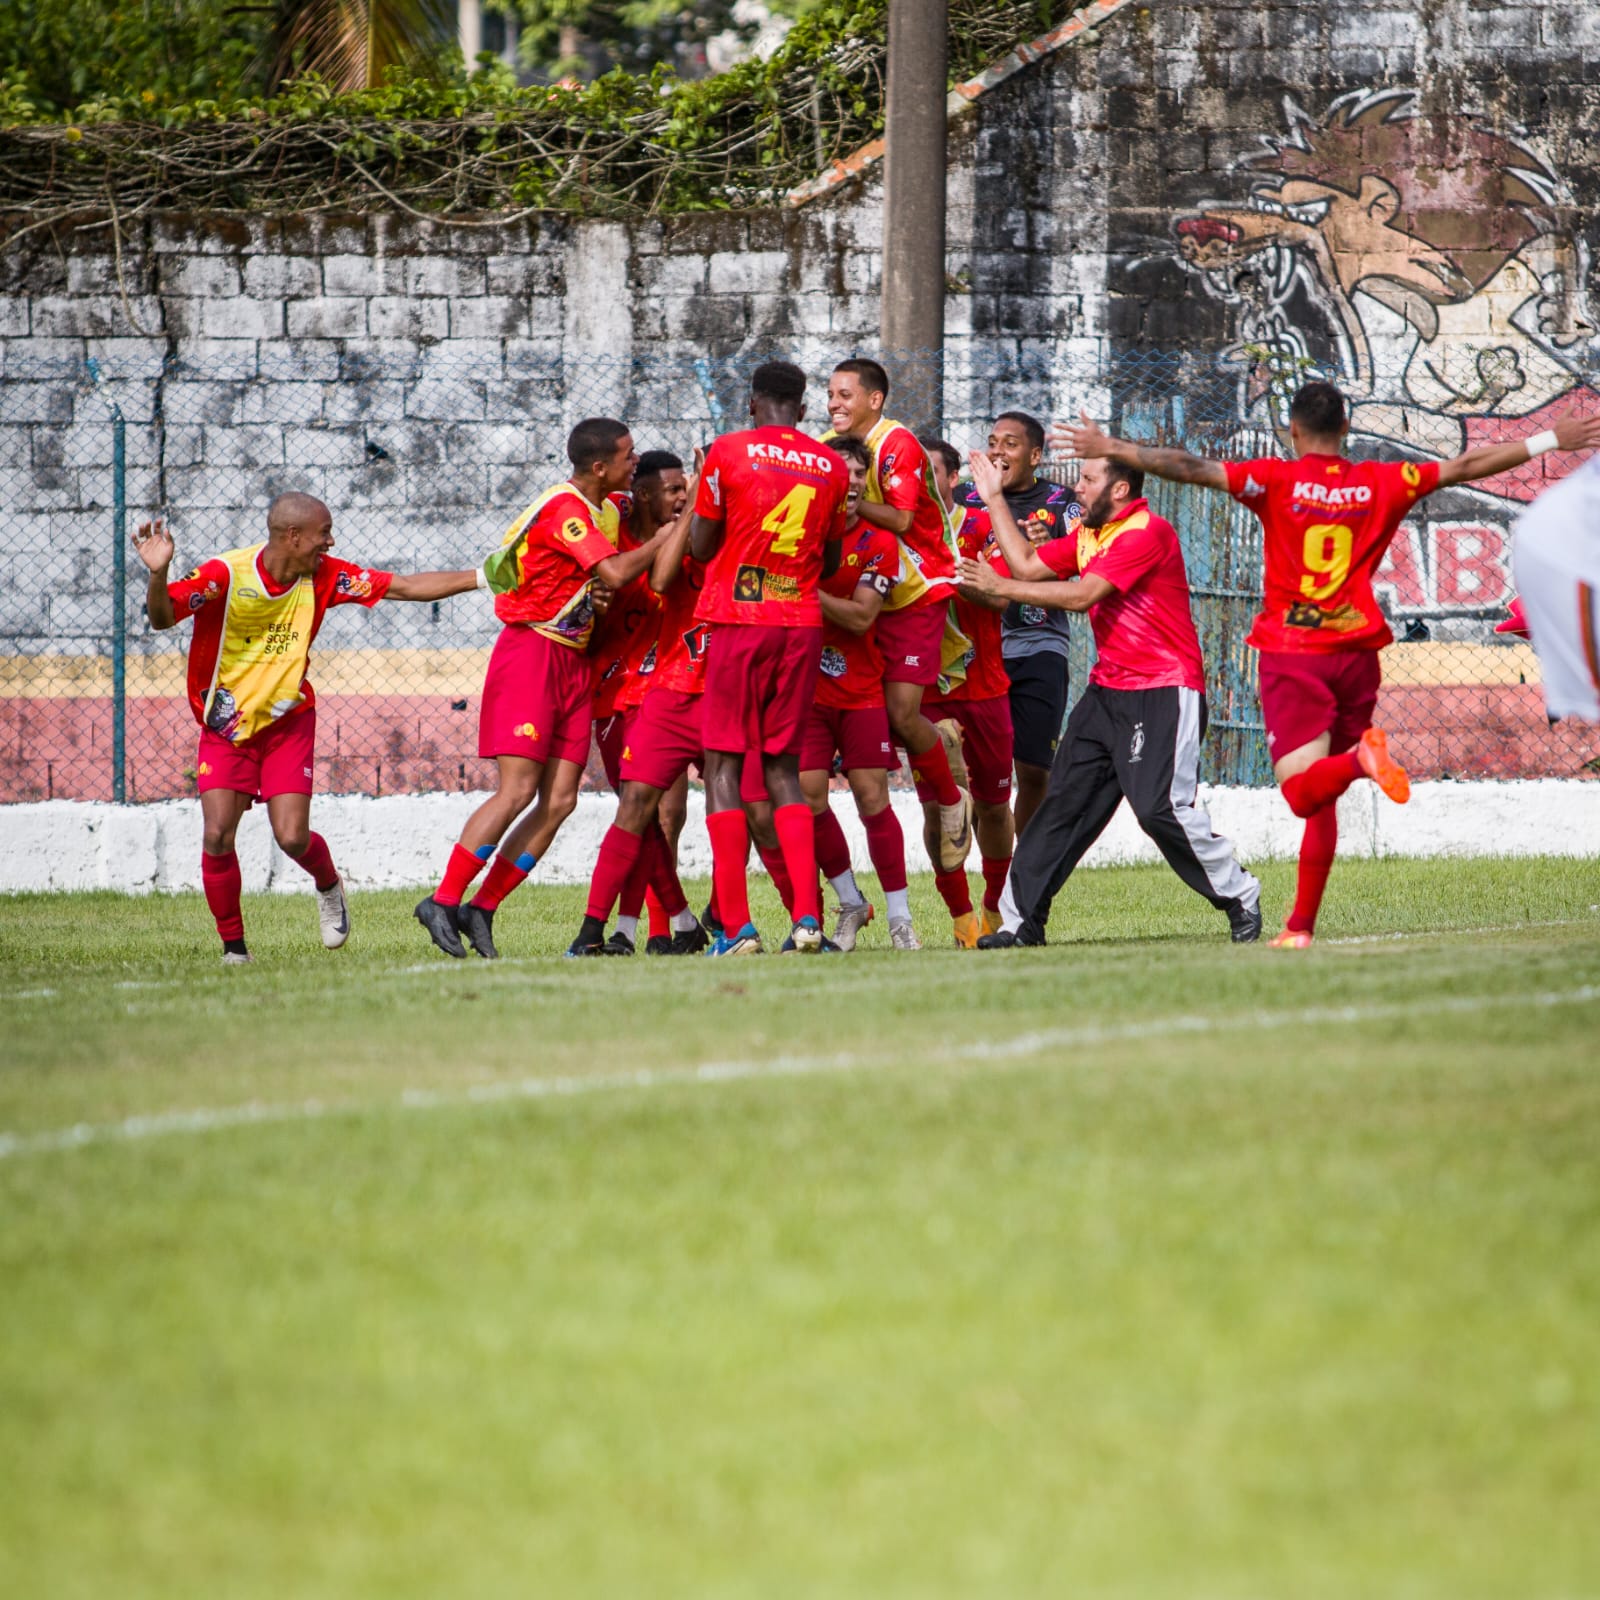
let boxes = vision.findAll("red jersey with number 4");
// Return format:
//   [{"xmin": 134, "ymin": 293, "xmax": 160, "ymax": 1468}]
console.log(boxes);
[
  {"xmin": 1225, "ymin": 454, "xmax": 1441, "ymax": 653},
  {"xmin": 1037, "ymin": 500, "xmax": 1204, "ymax": 692},
  {"xmin": 943, "ymin": 510, "xmax": 1012, "ymax": 703},
  {"xmin": 817, "ymin": 521, "xmax": 899, "ymax": 709},
  {"xmin": 693, "ymin": 426, "xmax": 849, "ymax": 628},
  {"xmin": 649, "ymin": 555, "xmax": 714, "ymax": 696}
]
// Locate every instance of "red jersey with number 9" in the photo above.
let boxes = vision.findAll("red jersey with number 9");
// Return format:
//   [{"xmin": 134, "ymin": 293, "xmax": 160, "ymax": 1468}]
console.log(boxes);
[
  {"xmin": 693, "ymin": 426, "xmax": 849, "ymax": 628},
  {"xmin": 1225, "ymin": 453, "xmax": 1441, "ymax": 653}
]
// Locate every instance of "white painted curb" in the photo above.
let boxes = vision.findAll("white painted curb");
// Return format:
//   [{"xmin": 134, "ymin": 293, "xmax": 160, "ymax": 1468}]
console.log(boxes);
[{"xmin": 1, "ymin": 780, "xmax": 1596, "ymax": 895}]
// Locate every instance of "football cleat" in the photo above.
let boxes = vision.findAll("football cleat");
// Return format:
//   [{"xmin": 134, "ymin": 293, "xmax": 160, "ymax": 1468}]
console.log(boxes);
[
  {"xmin": 220, "ymin": 948, "xmax": 253, "ymax": 966},
  {"xmin": 706, "ymin": 922, "xmax": 763, "ymax": 957},
  {"xmin": 701, "ymin": 900, "xmax": 724, "ymax": 941},
  {"xmin": 602, "ymin": 930, "xmax": 635, "ymax": 957},
  {"xmin": 979, "ymin": 905, "xmax": 1004, "ymax": 938},
  {"xmin": 1268, "ymin": 927, "xmax": 1315, "ymax": 950},
  {"xmin": 951, "ymin": 911, "xmax": 980, "ymax": 949},
  {"xmin": 316, "ymin": 875, "xmax": 350, "ymax": 949},
  {"xmin": 832, "ymin": 899, "xmax": 874, "ymax": 952},
  {"xmin": 937, "ymin": 786, "xmax": 974, "ymax": 871},
  {"xmin": 889, "ymin": 917, "xmax": 922, "ymax": 951},
  {"xmin": 1228, "ymin": 899, "xmax": 1263, "ymax": 944},
  {"xmin": 644, "ymin": 934, "xmax": 673, "ymax": 956},
  {"xmin": 1356, "ymin": 726, "xmax": 1410, "ymax": 805},
  {"xmin": 786, "ymin": 915, "xmax": 823, "ymax": 954},
  {"xmin": 457, "ymin": 902, "xmax": 500, "ymax": 960},
  {"xmin": 563, "ymin": 914, "xmax": 607, "ymax": 958},
  {"xmin": 414, "ymin": 894, "xmax": 466, "ymax": 959},
  {"xmin": 667, "ymin": 922, "xmax": 710, "ymax": 956},
  {"xmin": 977, "ymin": 926, "xmax": 1043, "ymax": 949},
  {"xmin": 934, "ymin": 717, "xmax": 971, "ymax": 790},
  {"xmin": 781, "ymin": 928, "xmax": 844, "ymax": 954}
]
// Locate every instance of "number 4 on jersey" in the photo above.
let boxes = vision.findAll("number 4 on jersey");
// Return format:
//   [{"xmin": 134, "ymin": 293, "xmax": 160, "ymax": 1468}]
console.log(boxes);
[{"xmin": 761, "ymin": 485, "xmax": 818, "ymax": 556}]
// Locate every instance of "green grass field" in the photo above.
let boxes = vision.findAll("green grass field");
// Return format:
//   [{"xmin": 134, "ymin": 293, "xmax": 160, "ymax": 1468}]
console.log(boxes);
[{"xmin": 3, "ymin": 857, "xmax": 1600, "ymax": 1598}]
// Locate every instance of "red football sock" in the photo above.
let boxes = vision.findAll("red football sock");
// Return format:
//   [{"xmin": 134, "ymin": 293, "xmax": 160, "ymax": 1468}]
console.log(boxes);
[
  {"xmin": 1280, "ymin": 749, "xmax": 1363, "ymax": 819},
  {"xmin": 471, "ymin": 852, "xmax": 530, "ymax": 913},
  {"xmin": 980, "ymin": 852, "xmax": 1011, "ymax": 913},
  {"xmin": 814, "ymin": 806, "xmax": 853, "ymax": 881},
  {"xmin": 909, "ymin": 736, "xmax": 961, "ymax": 806},
  {"xmin": 861, "ymin": 805, "xmax": 907, "ymax": 893},
  {"xmin": 435, "ymin": 842, "xmax": 488, "ymax": 907},
  {"xmin": 1287, "ymin": 805, "xmax": 1339, "ymax": 934},
  {"xmin": 643, "ymin": 822, "xmax": 689, "ymax": 918},
  {"xmin": 201, "ymin": 849, "xmax": 244, "ymax": 943},
  {"xmin": 586, "ymin": 824, "xmax": 644, "ymax": 922},
  {"xmin": 933, "ymin": 867, "xmax": 973, "ymax": 918},
  {"xmin": 645, "ymin": 890, "xmax": 670, "ymax": 940},
  {"xmin": 774, "ymin": 803, "xmax": 820, "ymax": 923},
  {"xmin": 707, "ymin": 808, "xmax": 752, "ymax": 931},
  {"xmin": 289, "ymin": 830, "xmax": 339, "ymax": 892}
]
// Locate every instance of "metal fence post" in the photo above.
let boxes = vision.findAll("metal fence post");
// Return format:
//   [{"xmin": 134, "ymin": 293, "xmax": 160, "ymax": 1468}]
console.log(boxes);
[{"xmin": 86, "ymin": 359, "xmax": 128, "ymax": 802}]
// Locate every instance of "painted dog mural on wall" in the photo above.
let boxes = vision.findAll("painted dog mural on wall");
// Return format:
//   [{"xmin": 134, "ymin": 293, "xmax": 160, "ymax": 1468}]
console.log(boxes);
[{"xmin": 1171, "ymin": 89, "xmax": 1600, "ymax": 626}]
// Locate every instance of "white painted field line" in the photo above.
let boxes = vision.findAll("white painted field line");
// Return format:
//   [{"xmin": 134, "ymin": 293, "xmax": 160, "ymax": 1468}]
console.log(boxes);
[{"xmin": 2, "ymin": 984, "xmax": 1596, "ymax": 1164}]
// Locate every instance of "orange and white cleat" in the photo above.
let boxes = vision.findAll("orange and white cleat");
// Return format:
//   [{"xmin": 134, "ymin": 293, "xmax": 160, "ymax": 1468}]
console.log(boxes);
[
  {"xmin": 1268, "ymin": 927, "xmax": 1315, "ymax": 950},
  {"xmin": 952, "ymin": 911, "xmax": 981, "ymax": 949},
  {"xmin": 1356, "ymin": 727, "xmax": 1410, "ymax": 804}
]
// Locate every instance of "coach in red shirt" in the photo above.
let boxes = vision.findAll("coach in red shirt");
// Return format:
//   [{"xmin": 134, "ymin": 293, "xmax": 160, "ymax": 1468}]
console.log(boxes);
[{"xmin": 958, "ymin": 452, "xmax": 1261, "ymax": 947}]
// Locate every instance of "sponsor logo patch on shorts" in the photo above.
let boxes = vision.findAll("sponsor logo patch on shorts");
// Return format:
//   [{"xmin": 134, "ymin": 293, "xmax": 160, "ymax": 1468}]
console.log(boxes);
[{"xmin": 514, "ymin": 722, "xmax": 539, "ymax": 740}]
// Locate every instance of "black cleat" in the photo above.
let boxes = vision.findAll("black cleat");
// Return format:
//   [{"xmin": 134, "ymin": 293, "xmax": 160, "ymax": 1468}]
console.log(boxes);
[
  {"xmin": 602, "ymin": 930, "xmax": 635, "ymax": 956},
  {"xmin": 667, "ymin": 922, "xmax": 710, "ymax": 956},
  {"xmin": 1228, "ymin": 900, "xmax": 1263, "ymax": 944},
  {"xmin": 644, "ymin": 934, "xmax": 673, "ymax": 956},
  {"xmin": 701, "ymin": 900, "xmax": 724, "ymax": 941},
  {"xmin": 415, "ymin": 895, "xmax": 466, "ymax": 958},
  {"xmin": 457, "ymin": 901, "xmax": 499, "ymax": 960},
  {"xmin": 564, "ymin": 914, "xmax": 608, "ymax": 959},
  {"xmin": 976, "ymin": 927, "xmax": 1044, "ymax": 949}
]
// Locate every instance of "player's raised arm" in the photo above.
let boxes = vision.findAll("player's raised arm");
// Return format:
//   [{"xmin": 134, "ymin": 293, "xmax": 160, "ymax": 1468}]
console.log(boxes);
[
  {"xmin": 386, "ymin": 567, "xmax": 485, "ymax": 602},
  {"xmin": 1051, "ymin": 411, "xmax": 1229, "ymax": 492},
  {"xmin": 1435, "ymin": 413, "xmax": 1600, "ymax": 489},
  {"xmin": 133, "ymin": 519, "xmax": 179, "ymax": 629},
  {"xmin": 968, "ymin": 449, "xmax": 1054, "ymax": 580}
]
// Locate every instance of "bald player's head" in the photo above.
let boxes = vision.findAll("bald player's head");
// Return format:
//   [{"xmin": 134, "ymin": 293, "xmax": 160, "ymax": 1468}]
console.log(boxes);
[
  {"xmin": 267, "ymin": 492, "xmax": 331, "ymax": 537},
  {"xmin": 264, "ymin": 492, "xmax": 335, "ymax": 575}
]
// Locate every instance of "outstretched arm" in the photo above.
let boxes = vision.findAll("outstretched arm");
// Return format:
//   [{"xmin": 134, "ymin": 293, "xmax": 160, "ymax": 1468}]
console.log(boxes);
[
  {"xmin": 967, "ymin": 450, "xmax": 1053, "ymax": 580},
  {"xmin": 387, "ymin": 568, "xmax": 483, "ymax": 602},
  {"xmin": 1436, "ymin": 414, "xmax": 1600, "ymax": 489},
  {"xmin": 133, "ymin": 520, "xmax": 178, "ymax": 629},
  {"xmin": 1050, "ymin": 411, "xmax": 1229, "ymax": 492},
  {"xmin": 957, "ymin": 556, "xmax": 1113, "ymax": 615}
]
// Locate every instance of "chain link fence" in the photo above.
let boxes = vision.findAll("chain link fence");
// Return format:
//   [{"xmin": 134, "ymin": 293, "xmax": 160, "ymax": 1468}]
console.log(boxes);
[{"xmin": 2, "ymin": 343, "xmax": 1594, "ymax": 803}]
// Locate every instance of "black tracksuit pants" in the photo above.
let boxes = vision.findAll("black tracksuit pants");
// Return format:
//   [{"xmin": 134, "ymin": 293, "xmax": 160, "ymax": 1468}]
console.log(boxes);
[{"xmin": 1000, "ymin": 683, "xmax": 1259, "ymax": 942}]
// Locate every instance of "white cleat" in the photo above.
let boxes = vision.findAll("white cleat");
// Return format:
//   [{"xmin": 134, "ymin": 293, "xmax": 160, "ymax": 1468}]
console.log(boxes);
[
  {"xmin": 221, "ymin": 950, "xmax": 253, "ymax": 966},
  {"xmin": 832, "ymin": 900, "xmax": 874, "ymax": 952},
  {"xmin": 317, "ymin": 876, "xmax": 351, "ymax": 949},
  {"xmin": 937, "ymin": 786, "xmax": 974, "ymax": 871},
  {"xmin": 889, "ymin": 918, "xmax": 922, "ymax": 951}
]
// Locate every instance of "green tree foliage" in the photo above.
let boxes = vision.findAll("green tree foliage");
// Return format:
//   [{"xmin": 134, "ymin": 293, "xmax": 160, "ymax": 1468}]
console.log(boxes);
[{"xmin": 258, "ymin": 0, "xmax": 455, "ymax": 92}]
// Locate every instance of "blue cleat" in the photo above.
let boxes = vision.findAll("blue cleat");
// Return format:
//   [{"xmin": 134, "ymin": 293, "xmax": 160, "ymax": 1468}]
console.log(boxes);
[
  {"xmin": 785, "ymin": 915, "xmax": 823, "ymax": 954},
  {"xmin": 706, "ymin": 922, "xmax": 763, "ymax": 957}
]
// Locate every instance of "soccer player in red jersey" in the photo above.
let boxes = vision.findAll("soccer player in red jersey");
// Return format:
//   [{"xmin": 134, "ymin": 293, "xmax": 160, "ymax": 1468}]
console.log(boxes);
[
  {"xmin": 1057, "ymin": 386, "xmax": 1600, "ymax": 945},
  {"xmin": 565, "ymin": 462, "xmax": 713, "ymax": 958},
  {"xmin": 416, "ymin": 418, "xmax": 668, "ymax": 959},
  {"xmin": 959, "ymin": 450, "xmax": 1262, "ymax": 947},
  {"xmin": 133, "ymin": 494, "xmax": 480, "ymax": 963},
  {"xmin": 924, "ymin": 438, "xmax": 1022, "ymax": 946},
  {"xmin": 690, "ymin": 360, "xmax": 850, "ymax": 955},
  {"xmin": 589, "ymin": 450, "xmax": 692, "ymax": 953},
  {"xmin": 802, "ymin": 435, "xmax": 919, "ymax": 952},
  {"xmin": 825, "ymin": 359, "xmax": 973, "ymax": 871}
]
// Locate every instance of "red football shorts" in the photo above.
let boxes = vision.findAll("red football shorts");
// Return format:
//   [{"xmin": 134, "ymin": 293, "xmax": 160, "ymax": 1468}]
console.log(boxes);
[
  {"xmin": 802, "ymin": 702, "xmax": 895, "ymax": 775},
  {"xmin": 920, "ymin": 694, "xmax": 1014, "ymax": 805},
  {"xmin": 594, "ymin": 709, "xmax": 628, "ymax": 791},
  {"xmin": 1257, "ymin": 648, "xmax": 1382, "ymax": 761},
  {"xmin": 877, "ymin": 596, "xmax": 950, "ymax": 688},
  {"xmin": 197, "ymin": 707, "xmax": 316, "ymax": 800},
  {"xmin": 621, "ymin": 689, "xmax": 705, "ymax": 791},
  {"xmin": 479, "ymin": 625, "xmax": 593, "ymax": 766},
  {"xmin": 702, "ymin": 623, "xmax": 822, "ymax": 757}
]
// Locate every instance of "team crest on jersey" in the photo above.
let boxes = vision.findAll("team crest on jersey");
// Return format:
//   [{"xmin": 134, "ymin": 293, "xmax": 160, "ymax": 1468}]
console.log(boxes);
[
  {"xmin": 734, "ymin": 564, "xmax": 766, "ymax": 603},
  {"xmin": 560, "ymin": 517, "xmax": 589, "ymax": 545},
  {"xmin": 1020, "ymin": 605, "xmax": 1048, "ymax": 626},
  {"xmin": 820, "ymin": 646, "xmax": 848, "ymax": 679},
  {"xmin": 335, "ymin": 570, "xmax": 374, "ymax": 598},
  {"xmin": 1401, "ymin": 461, "xmax": 1423, "ymax": 490}
]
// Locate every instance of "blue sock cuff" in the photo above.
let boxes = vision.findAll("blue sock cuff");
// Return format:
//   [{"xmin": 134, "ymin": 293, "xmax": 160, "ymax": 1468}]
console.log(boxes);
[
  {"xmin": 514, "ymin": 852, "xmax": 537, "ymax": 874},
  {"xmin": 473, "ymin": 843, "xmax": 494, "ymax": 862}
]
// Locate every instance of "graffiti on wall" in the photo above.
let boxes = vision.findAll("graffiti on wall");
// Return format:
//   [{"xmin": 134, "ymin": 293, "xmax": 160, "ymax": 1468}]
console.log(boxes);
[{"xmin": 1171, "ymin": 89, "xmax": 1600, "ymax": 620}]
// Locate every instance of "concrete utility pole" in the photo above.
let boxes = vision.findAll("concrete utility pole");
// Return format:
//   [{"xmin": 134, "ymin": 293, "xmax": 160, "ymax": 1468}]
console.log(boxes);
[{"xmin": 879, "ymin": 0, "xmax": 949, "ymax": 436}]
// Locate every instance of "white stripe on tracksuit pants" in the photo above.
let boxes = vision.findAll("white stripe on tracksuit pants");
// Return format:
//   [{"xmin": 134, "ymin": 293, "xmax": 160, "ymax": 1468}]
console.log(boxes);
[{"xmin": 999, "ymin": 683, "xmax": 1260, "ymax": 942}]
